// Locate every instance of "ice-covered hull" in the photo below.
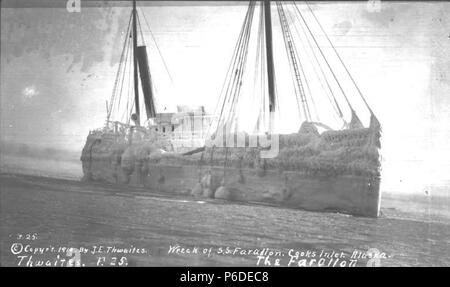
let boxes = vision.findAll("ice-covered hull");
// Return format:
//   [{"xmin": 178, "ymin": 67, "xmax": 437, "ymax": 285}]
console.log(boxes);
[{"xmin": 81, "ymin": 121, "xmax": 382, "ymax": 218}]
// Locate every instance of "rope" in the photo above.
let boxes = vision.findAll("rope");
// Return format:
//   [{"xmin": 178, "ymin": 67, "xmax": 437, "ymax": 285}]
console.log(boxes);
[
  {"xmin": 260, "ymin": 8, "xmax": 267, "ymax": 133},
  {"xmin": 125, "ymin": 37, "xmax": 134, "ymax": 124},
  {"xmin": 204, "ymin": 1, "xmax": 256, "ymax": 173},
  {"xmin": 216, "ymin": 1, "xmax": 256, "ymax": 132},
  {"xmin": 225, "ymin": 3, "xmax": 255, "ymax": 130},
  {"xmin": 251, "ymin": 2, "xmax": 263, "ymax": 113},
  {"xmin": 225, "ymin": 1, "xmax": 256, "ymax": 123},
  {"xmin": 304, "ymin": 1, "xmax": 377, "ymax": 119},
  {"xmin": 276, "ymin": 2, "xmax": 309, "ymax": 122},
  {"xmin": 255, "ymin": 2, "xmax": 268, "ymax": 133},
  {"xmin": 292, "ymin": 1, "xmax": 356, "ymax": 114},
  {"xmin": 287, "ymin": 7, "xmax": 344, "ymax": 124},
  {"xmin": 108, "ymin": 12, "xmax": 133, "ymax": 122},
  {"xmin": 127, "ymin": 33, "xmax": 135, "ymax": 126},
  {"xmin": 215, "ymin": 2, "xmax": 252, "ymax": 131},
  {"xmin": 115, "ymin": 28, "xmax": 132, "ymax": 120},
  {"xmin": 276, "ymin": 2, "xmax": 303, "ymax": 121},
  {"xmin": 136, "ymin": 11, "xmax": 146, "ymax": 46},
  {"xmin": 201, "ymin": 1, "xmax": 258, "ymax": 170},
  {"xmin": 139, "ymin": 7, "xmax": 174, "ymax": 84}
]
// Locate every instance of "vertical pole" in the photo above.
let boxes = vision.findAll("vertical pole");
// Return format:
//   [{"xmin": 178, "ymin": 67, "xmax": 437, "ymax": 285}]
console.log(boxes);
[
  {"xmin": 133, "ymin": 0, "xmax": 140, "ymax": 126},
  {"xmin": 263, "ymin": 0, "xmax": 276, "ymax": 114}
]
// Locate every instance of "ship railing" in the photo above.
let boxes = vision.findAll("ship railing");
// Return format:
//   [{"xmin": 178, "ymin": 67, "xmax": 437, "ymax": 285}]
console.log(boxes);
[{"xmin": 101, "ymin": 120, "xmax": 132, "ymax": 134}]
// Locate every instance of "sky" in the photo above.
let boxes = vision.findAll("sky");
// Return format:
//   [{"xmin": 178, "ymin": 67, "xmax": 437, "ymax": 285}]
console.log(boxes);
[{"xmin": 1, "ymin": 1, "xmax": 449, "ymax": 196}]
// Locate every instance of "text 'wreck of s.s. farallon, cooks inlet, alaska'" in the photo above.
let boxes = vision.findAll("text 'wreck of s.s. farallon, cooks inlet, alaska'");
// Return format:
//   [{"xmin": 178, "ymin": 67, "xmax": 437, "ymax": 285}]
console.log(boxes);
[{"xmin": 81, "ymin": 0, "xmax": 382, "ymax": 217}]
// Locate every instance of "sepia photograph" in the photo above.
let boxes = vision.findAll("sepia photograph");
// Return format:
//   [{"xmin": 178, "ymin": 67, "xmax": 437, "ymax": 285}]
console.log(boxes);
[{"xmin": 0, "ymin": 0, "xmax": 449, "ymax": 270}]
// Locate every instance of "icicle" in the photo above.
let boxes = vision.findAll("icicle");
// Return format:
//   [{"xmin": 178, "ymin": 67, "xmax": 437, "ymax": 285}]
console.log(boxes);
[
  {"xmin": 349, "ymin": 109, "xmax": 363, "ymax": 129},
  {"xmin": 370, "ymin": 113, "xmax": 381, "ymax": 131}
]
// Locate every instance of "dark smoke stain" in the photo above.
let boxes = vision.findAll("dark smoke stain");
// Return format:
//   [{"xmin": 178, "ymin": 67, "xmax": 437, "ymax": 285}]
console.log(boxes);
[
  {"xmin": 332, "ymin": 20, "xmax": 352, "ymax": 35},
  {"xmin": 109, "ymin": 8, "xmax": 131, "ymax": 67},
  {"xmin": 1, "ymin": 7, "xmax": 123, "ymax": 73},
  {"xmin": 361, "ymin": 4, "xmax": 411, "ymax": 27}
]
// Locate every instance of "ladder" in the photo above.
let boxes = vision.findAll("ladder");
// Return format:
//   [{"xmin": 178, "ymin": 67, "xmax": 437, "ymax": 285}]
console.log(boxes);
[{"xmin": 276, "ymin": 1, "xmax": 311, "ymax": 121}]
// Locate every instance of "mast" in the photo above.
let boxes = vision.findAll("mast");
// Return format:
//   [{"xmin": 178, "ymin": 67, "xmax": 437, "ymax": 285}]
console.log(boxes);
[
  {"xmin": 132, "ymin": 0, "xmax": 140, "ymax": 126},
  {"xmin": 263, "ymin": 0, "xmax": 276, "ymax": 129}
]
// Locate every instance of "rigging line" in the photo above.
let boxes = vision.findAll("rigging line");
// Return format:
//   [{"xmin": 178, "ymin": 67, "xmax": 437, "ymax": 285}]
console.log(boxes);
[
  {"xmin": 290, "ymin": 34, "xmax": 314, "ymax": 121},
  {"xmin": 259, "ymin": 46, "xmax": 265, "ymax": 131},
  {"xmin": 116, "ymin": 29, "xmax": 132, "ymax": 119},
  {"xmin": 283, "ymin": 6, "xmax": 317, "ymax": 123},
  {"xmin": 127, "ymin": 60, "xmax": 136, "ymax": 125},
  {"xmin": 136, "ymin": 11, "xmax": 146, "ymax": 46},
  {"xmin": 123, "ymin": 71, "xmax": 130, "ymax": 123},
  {"xmin": 213, "ymin": 24, "xmax": 243, "ymax": 118},
  {"xmin": 214, "ymin": 42, "xmax": 244, "ymax": 134},
  {"xmin": 108, "ymin": 12, "xmax": 133, "ymax": 122},
  {"xmin": 249, "ymin": 15, "xmax": 262, "ymax": 133},
  {"xmin": 137, "ymin": 16, "xmax": 148, "ymax": 120},
  {"xmin": 279, "ymin": 2, "xmax": 310, "ymax": 122},
  {"xmin": 123, "ymin": 37, "xmax": 134, "ymax": 123},
  {"xmin": 125, "ymin": 70, "xmax": 131, "ymax": 124},
  {"xmin": 225, "ymin": 1, "xmax": 256, "ymax": 128},
  {"xmin": 304, "ymin": 1, "xmax": 376, "ymax": 118},
  {"xmin": 225, "ymin": 36, "xmax": 251, "ymax": 130},
  {"xmin": 254, "ymin": 2, "xmax": 264, "ymax": 134},
  {"xmin": 128, "ymin": 97, "xmax": 135, "ymax": 126},
  {"xmin": 213, "ymin": 2, "xmax": 251, "ymax": 119},
  {"xmin": 288, "ymin": 7, "xmax": 344, "ymax": 124},
  {"xmin": 252, "ymin": 2, "xmax": 263, "ymax": 109},
  {"xmin": 292, "ymin": 1, "xmax": 355, "ymax": 114},
  {"xmin": 227, "ymin": 2, "xmax": 254, "ymax": 108},
  {"xmin": 278, "ymin": 5, "xmax": 304, "ymax": 123},
  {"xmin": 127, "ymin": 31, "xmax": 136, "ymax": 125},
  {"xmin": 225, "ymin": 44, "xmax": 249, "ymax": 129},
  {"xmin": 216, "ymin": 1, "xmax": 256, "ymax": 130},
  {"xmin": 216, "ymin": 31, "xmax": 245, "ymax": 118},
  {"xmin": 273, "ymin": 64, "xmax": 280, "ymax": 117},
  {"xmin": 232, "ymin": 0, "xmax": 257, "ymax": 91},
  {"xmin": 152, "ymin": 77, "xmax": 159, "ymax": 110},
  {"xmin": 294, "ymin": 43, "xmax": 320, "ymax": 123},
  {"xmin": 305, "ymin": 78, "xmax": 320, "ymax": 122},
  {"xmin": 219, "ymin": 2, "xmax": 253, "ymax": 112},
  {"xmin": 287, "ymin": 7, "xmax": 342, "ymax": 123},
  {"xmin": 117, "ymin": 14, "xmax": 133, "ymax": 121},
  {"xmin": 256, "ymin": 1, "xmax": 266, "ymax": 133},
  {"xmin": 121, "ymin": 41, "xmax": 129, "ymax": 123},
  {"xmin": 261, "ymin": 7, "xmax": 267, "ymax": 132},
  {"xmin": 213, "ymin": 17, "xmax": 249, "ymax": 135},
  {"xmin": 276, "ymin": 2, "xmax": 310, "ymax": 121},
  {"xmin": 117, "ymin": 12, "xmax": 133, "ymax": 96},
  {"xmin": 232, "ymin": 0, "xmax": 257, "ymax": 122},
  {"xmin": 268, "ymin": 6, "xmax": 280, "ymax": 132},
  {"xmin": 138, "ymin": 7, "xmax": 174, "ymax": 84},
  {"xmin": 228, "ymin": 7, "xmax": 254, "ymax": 112},
  {"xmin": 277, "ymin": 4, "xmax": 303, "ymax": 121},
  {"xmin": 296, "ymin": 59, "xmax": 313, "ymax": 120},
  {"xmin": 269, "ymin": 60, "xmax": 280, "ymax": 133},
  {"xmin": 128, "ymin": 35, "xmax": 134, "ymax": 123}
]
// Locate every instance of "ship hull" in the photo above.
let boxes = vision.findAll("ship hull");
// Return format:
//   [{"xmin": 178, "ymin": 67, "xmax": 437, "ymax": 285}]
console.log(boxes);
[
  {"xmin": 81, "ymin": 120, "xmax": 382, "ymax": 218},
  {"xmin": 142, "ymin": 164, "xmax": 379, "ymax": 217},
  {"xmin": 82, "ymin": 153, "xmax": 380, "ymax": 218}
]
